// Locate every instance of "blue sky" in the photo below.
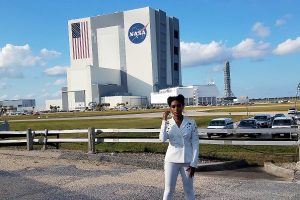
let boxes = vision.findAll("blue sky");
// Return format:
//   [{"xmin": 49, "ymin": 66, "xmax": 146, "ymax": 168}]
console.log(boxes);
[{"xmin": 0, "ymin": 0, "xmax": 300, "ymax": 109}]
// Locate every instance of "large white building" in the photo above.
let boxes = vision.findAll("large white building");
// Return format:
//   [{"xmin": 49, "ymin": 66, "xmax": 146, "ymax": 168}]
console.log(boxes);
[
  {"xmin": 63, "ymin": 7, "xmax": 181, "ymax": 111},
  {"xmin": 151, "ymin": 84, "xmax": 219, "ymax": 106}
]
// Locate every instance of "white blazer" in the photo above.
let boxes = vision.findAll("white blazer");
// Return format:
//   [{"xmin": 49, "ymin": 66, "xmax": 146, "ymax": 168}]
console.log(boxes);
[{"xmin": 159, "ymin": 116, "xmax": 199, "ymax": 168}]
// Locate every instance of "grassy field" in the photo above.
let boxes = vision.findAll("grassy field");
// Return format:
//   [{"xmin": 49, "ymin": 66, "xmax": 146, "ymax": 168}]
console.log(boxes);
[
  {"xmin": 203, "ymin": 103, "xmax": 299, "ymax": 113},
  {"xmin": 1, "ymin": 102, "xmax": 298, "ymax": 122},
  {"xmin": 47, "ymin": 143, "xmax": 298, "ymax": 165},
  {"xmin": 8, "ymin": 115, "xmax": 246, "ymax": 130},
  {"xmin": 0, "ymin": 109, "xmax": 164, "ymax": 121}
]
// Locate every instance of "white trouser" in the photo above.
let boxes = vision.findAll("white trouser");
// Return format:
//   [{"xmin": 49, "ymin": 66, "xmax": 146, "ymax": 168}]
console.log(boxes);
[{"xmin": 163, "ymin": 162, "xmax": 195, "ymax": 200}]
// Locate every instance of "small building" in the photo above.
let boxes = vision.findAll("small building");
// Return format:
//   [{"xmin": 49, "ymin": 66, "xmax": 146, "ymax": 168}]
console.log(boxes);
[
  {"xmin": 151, "ymin": 84, "xmax": 219, "ymax": 106},
  {"xmin": 101, "ymin": 96, "xmax": 148, "ymax": 109},
  {"xmin": 0, "ymin": 99, "xmax": 36, "ymax": 113},
  {"xmin": 233, "ymin": 96, "xmax": 249, "ymax": 104}
]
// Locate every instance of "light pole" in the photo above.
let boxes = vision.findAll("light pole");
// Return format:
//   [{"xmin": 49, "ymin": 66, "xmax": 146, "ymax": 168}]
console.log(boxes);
[{"xmin": 295, "ymin": 83, "xmax": 300, "ymax": 109}]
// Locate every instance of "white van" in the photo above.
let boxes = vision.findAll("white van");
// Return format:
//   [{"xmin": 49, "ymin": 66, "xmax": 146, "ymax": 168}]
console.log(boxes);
[
  {"xmin": 271, "ymin": 116, "xmax": 297, "ymax": 138},
  {"xmin": 272, "ymin": 117, "xmax": 296, "ymax": 128},
  {"xmin": 207, "ymin": 118, "xmax": 234, "ymax": 138}
]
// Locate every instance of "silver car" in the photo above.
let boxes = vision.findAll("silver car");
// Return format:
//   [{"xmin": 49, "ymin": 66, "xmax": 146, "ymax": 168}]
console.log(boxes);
[
  {"xmin": 207, "ymin": 118, "xmax": 234, "ymax": 138},
  {"xmin": 294, "ymin": 112, "xmax": 300, "ymax": 123}
]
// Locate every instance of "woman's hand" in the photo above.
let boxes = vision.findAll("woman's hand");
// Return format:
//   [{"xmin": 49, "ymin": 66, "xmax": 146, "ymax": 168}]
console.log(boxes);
[
  {"xmin": 163, "ymin": 110, "xmax": 170, "ymax": 121},
  {"xmin": 186, "ymin": 166, "xmax": 196, "ymax": 178}
]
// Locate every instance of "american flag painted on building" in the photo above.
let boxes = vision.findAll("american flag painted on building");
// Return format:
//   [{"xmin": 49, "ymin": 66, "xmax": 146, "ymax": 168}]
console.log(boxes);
[{"xmin": 71, "ymin": 21, "xmax": 90, "ymax": 59}]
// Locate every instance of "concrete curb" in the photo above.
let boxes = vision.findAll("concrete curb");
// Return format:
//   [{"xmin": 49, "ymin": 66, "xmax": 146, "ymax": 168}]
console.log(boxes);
[
  {"xmin": 263, "ymin": 162, "xmax": 295, "ymax": 181},
  {"xmin": 197, "ymin": 160, "xmax": 249, "ymax": 171}
]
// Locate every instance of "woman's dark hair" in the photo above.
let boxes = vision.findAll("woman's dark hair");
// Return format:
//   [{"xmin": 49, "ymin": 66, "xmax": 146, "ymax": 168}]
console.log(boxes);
[{"xmin": 167, "ymin": 94, "xmax": 185, "ymax": 107}]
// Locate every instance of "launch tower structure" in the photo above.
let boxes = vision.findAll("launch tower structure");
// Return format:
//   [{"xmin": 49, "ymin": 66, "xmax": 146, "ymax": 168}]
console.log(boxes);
[{"xmin": 224, "ymin": 61, "xmax": 236, "ymax": 100}]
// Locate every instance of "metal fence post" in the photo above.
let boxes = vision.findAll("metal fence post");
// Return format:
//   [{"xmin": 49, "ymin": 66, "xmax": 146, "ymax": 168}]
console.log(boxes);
[
  {"xmin": 26, "ymin": 128, "xmax": 33, "ymax": 151},
  {"xmin": 298, "ymin": 129, "xmax": 300, "ymax": 162},
  {"xmin": 298, "ymin": 144, "xmax": 300, "ymax": 162},
  {"xmin": 88, "ymin": 127, "xmax": 96, "ymax": 153},
  {"xmin": 56, "ymin": 133, "xmax": 60, "ymax": 149},
  {"xmin": 42, "ymin": 129, "xmax": 48, "ymax": 151}
]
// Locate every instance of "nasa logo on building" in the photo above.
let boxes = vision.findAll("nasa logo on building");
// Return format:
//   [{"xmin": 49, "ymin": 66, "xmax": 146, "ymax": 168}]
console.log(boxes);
[{"xmin": 128, "ymin": 23, "xmax": 148, "ymax": 44}]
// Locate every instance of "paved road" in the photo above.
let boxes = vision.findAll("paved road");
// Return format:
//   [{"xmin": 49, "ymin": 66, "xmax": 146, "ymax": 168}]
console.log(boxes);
[
  {"xmin": 9, "ymin": 110, "xmax": 285, "ymax": 122},
  {"xmin": 0, "ymin": 150, "xmax": 299, "ymax": 200}
]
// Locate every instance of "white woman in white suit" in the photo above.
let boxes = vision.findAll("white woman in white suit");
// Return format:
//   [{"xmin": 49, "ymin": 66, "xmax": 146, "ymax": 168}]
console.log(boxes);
[{"xmin": 159, "ymin": 94, "xmax": 199, "ymax": 200}]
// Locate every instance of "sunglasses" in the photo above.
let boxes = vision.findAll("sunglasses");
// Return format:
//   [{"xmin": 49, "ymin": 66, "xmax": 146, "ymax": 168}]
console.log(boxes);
[{"xmin": 171, "ymin": 104, "xmax": 182, "ymax": 108}]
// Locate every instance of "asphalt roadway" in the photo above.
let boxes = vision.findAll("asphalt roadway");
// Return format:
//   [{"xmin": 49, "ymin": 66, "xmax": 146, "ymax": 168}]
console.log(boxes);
[{"xmin": 0, "ymin": 150, "xmax": 299, "ymax": 200}]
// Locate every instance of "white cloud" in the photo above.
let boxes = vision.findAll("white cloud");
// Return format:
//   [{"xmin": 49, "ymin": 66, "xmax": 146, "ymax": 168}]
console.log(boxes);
[
  {"xmin": 51, "ymin": 90, "xmax": 61, "ymax": 98},
  {"xmin": 41, "ymin": 92, "xmax": 51, "ymax": 98},
  {"xmin": 54, "ymin": 79, "xmax": 66, "ymax": 86},
  {"xmin": 44, "ymin": 83, "xmax": 52, "ymax": 87},
  {"xmin": 0, "ymin": 44, "xmax": 61, "ymax": 79},
  {"xmin": 12, "ymin": 95, "xmax": 20, "ymax": 100},
  {"xmin": 181, "ymin": 41, "xmax": 231, "ymax": 67},
  {"xmin": 232, "ymin": 38, "xmax": 270, "ymax": 60},
  {"xmin": 273, "ymin": 37, "xmax": 300, "ymax": 55},
  {"xmin": 40, "ymin": 48, "xmax": 61, "ymax": 58},
  {"xmin": 0, "ymin": 44, "xmax": 42, "ymax": 68},
  {"xmin": 212, "ymin": 65, "xmax": 223, "ymax": 72},
  {"xmin": 44, "ymin": 66, "xmax": 68, "ymax": 76},
  {"xmin": 180, "ymin": 38, "xmax": 270, "ymax": 67},
  {"xmin": 26, "ymin": 94, "xmax": 36, "ymax": 99},
  {"xmin": 275, "ymin": 14, "xmax": 291, "ymax": 27},
  {"xmin": 0, "ymin": 82, "xmax": 8, "ymax": 90},
  {"xmin": 41, "ymin": 90, "xmax": 61, "ymax": 99},
  {"xmin": 0, "ymin": 68, "xmax": 24, "ymax": 78},
  {"xmin": 0, "ymin": 95, "xmax": 8, "ymax": 100},
  {"xmin": 275, "ymin": 19, "xmax": 286, "ymax": 27},
  {"xmin": 252, "ymin": 22, "xmax": 270, "ymax": 38}
]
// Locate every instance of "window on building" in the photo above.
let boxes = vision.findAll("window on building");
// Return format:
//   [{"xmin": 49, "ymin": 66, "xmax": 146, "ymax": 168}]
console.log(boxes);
[
  {"xmin": 174, "ymin": 46, "xmax": 179, "ymax": 55},
  {"xmin": 174, "ymin": 30, "xmax": 179, "ymax": 39},
  {"xmin": 174, "ymin": 63, "xmax": 179, "ymax": 71}
]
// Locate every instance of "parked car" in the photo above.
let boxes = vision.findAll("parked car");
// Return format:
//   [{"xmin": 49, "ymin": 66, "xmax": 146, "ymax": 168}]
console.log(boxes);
[
  {"xmin": 271, "ymin": 116, "xmax": 298, "ymax": 138},
  {"xmin": 236, "ymin": 119, "xmax": 260, "ymax": 137},
  {"xmin": 253, "ymin": 114, "xmax": 272, "ymax": 128},
  {"xmin": 271, "ymin": 113, "xmax": 286, "ymax": 122},
  {"xmin": 207, "ymin": 118, "xmax": 234, "ymax": 138},
  {"xmin": 115, "ymin": 105, "xmax": 128, "ymax": 111},
  {"xmin": 274, "ymin": 113, "xmax": 285, "ymax": 118},
  {"xmin": 294, "ymin": 112, "xmax": 300, "ymax": 122},
  {"xmin": 288, "ymin": 107, "xmax": 297, "ymax": 115}
]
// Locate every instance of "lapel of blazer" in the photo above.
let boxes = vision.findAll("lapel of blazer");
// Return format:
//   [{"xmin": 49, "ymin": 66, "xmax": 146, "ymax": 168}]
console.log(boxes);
[
  {"xmin": 171, "ymin": 116, "xmax": 189, "ymax": 133},
  {"xmin": 179, "ymin": 116, "xmax": 189, "ymax": 132}
]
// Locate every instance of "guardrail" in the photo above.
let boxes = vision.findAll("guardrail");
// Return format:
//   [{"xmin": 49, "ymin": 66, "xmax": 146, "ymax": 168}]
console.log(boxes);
[{"xmin": 0, "ymin": 128, "xmax": 299, "ymax": 160}]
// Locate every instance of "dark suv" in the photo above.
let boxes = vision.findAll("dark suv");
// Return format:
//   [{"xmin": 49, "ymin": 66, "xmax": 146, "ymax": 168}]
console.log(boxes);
[{"xmin": 254, "ymin": 114, "xmax": 272, "ymax": 128}]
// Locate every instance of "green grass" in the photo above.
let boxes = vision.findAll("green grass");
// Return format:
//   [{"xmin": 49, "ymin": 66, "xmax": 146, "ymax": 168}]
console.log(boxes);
[
  {"xmin": 9, "ymin": 118, "xmax": 162, "ymax": 131},
  {"xmin": 0, "ymin": 109, "xmax": 164, "ymax": 121},
  {"xmin": 8, "ymin": 115, "xmax": 247, "ymax": 131},
  {"xmin": 204, "ymin": 103, "xmax": 299, "ymax": 113},
  {"xmin": 2, "ymin": 102, "xmax": 298, "ymax": 122},
  {"xmin": 200, "ymin": 144, "xmax": 298, "ymax": 165},
  {"xmin": 53, "ymin": 143, "xmax": 298, "ymax": 165}
]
